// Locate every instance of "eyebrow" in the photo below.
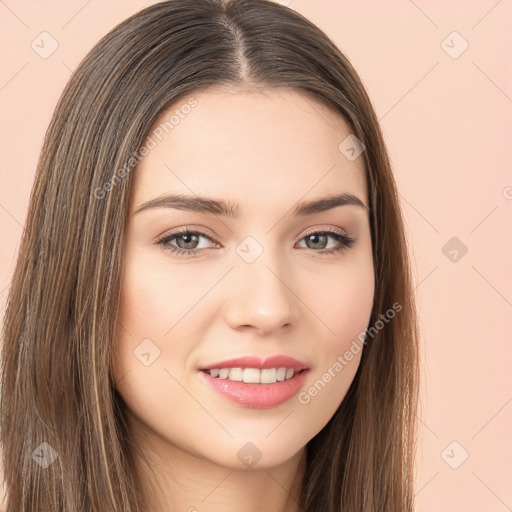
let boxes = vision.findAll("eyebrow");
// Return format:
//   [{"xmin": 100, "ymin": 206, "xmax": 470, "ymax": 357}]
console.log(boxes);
[{"xmin": 134, "ymin": 192, "xmax": 369, "ymax": 217}]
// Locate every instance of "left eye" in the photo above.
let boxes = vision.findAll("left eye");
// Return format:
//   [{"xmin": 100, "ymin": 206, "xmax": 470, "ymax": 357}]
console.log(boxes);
[
  {"xmin": 297, "ymin": 231, "xmax": 354, "ymax": 252},
  {"xmin": 156, "ymin": 228, "xmax": 355, "ymax": 257}
]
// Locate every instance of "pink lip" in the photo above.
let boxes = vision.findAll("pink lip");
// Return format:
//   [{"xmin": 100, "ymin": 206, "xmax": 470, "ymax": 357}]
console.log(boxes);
[
  {"xmin": 198, "ymin": 368, "xmax": 309, "ymax": 409},
  {"xmin": 198, "ymin": 355, "xmax": 308, "ymax": 371}
]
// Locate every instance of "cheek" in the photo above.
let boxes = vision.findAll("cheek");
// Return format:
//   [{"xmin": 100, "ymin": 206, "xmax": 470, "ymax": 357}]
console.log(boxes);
[
  {"xmin": 298, "ymin": 254, "xmax": 374, "ymax": 405},
  {"xmin": 305, "ymin": 254, "xmax": 375, "ymax": 349},
  {"xmin": 120, "ymin": 255, "xmax": 176, "ymax": 327},
  {"xmin": 295, "ymin": 285, "xmax": 372, "ymax": 437},
  {"xmin": 113, "ymin": 255, "xmax": 200, "ymax": 446},
  {"xmin": 333, "ymin": 270, "xmax": 374, "ymax": 344},
  {"xmin": 113, "ymin": 250, "xmax": 213, "ymax": 394},
  {"xmin": 117, "ymin": 251, "xmax": 204, "ymax": 340},
  {"xmin": 114, "ymin": 255, "xmax": 172, "ymax": 388}
]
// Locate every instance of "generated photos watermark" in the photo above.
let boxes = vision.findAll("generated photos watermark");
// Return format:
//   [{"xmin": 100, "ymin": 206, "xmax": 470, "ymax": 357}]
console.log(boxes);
[
  {"xmin": 93, "ymin": 97, "xmax": 198, "ymax": 200},
  {"xmin": 298, "ymin": 301, "xmax": 402, "ymax": 405}
]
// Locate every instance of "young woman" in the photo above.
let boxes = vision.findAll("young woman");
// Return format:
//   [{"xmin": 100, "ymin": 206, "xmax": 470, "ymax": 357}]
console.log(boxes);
[{"xmin": 0, "ymin": 1, "xmax": 420, "ymax": 511}]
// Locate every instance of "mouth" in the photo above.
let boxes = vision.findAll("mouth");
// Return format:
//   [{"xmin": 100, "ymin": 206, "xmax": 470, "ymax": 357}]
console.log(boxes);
[
  {"xmin": 200, "ymin": 367, "xmax": 306, "ymax": 384},
  {"xmin": 197, "ymin": 355, "xmax": 309, "ymax": 408}
]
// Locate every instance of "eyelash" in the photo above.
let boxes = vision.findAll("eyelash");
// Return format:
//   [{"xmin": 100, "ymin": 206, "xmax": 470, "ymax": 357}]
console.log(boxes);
[{"xmin": 156, "ymin": 227, "xmax": 356, "ymax": 258}]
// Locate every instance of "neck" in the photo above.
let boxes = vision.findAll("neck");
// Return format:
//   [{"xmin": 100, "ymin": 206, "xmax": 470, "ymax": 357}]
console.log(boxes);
[
  {"xmin": 128, "ymin": 426, "xmax": 306, "ymax": 512},
  {"xmin": 122, "ymin": 404, "xmax": 306, "ymax": 512}
]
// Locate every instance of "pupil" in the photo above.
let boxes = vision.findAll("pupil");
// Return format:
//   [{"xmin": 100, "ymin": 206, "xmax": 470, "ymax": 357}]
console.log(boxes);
[
  {"xmin": 178, "ymin": 234, "xmax": 198, "ymax": 249},
  {"xmin": 308, "ymin": 234, "xmax": 326, "ymax": 250}
]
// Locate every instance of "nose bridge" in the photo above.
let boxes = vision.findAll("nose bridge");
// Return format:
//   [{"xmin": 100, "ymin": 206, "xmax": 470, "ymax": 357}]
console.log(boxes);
[{"xmin": 225, "ymin": 235, "xmax": 300, "ymax": 334}]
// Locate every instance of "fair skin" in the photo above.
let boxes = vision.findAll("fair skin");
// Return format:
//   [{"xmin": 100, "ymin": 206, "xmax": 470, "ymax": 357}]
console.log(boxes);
[{"xmin": 113, "ymin": 87, "xmax": 375, "ymax": 512}]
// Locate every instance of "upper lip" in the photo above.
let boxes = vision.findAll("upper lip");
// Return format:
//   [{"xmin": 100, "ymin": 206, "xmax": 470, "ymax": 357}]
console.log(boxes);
[{"xmin": 199, "ymin": 355, "xmax": 309, "ymax": 371}]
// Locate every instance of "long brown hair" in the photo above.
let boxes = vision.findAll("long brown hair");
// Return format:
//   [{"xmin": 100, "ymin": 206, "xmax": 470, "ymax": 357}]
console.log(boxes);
[{"xmin": 0, "ymin": 1, "xmax": 419, "ymax": 510}]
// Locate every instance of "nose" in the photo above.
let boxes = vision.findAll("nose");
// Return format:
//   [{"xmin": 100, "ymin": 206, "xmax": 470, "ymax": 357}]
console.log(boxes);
[{"xmin": 224, "ymin": 253, "xmax": 301, "ymax": 336}]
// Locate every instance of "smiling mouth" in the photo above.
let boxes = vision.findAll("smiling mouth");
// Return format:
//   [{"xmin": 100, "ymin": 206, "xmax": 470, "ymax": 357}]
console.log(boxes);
[
  {"xmin": 198, "ymin": 366, "xmax": 309, "ymax": 408},
  {"xmin": 201, "ymin": 367, "xmax": 306, "ymax": 384}
]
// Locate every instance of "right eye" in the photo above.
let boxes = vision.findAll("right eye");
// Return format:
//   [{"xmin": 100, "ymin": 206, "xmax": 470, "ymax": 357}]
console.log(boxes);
[{"xmin": 156, "ymin": 228, "xmax": 219, "ymax": 257}]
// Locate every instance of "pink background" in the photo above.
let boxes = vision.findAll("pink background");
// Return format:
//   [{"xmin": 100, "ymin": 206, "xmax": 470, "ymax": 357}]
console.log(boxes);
[{"xmin": 1, "ymin": 1, "xmax": 511, "ymax": 510}]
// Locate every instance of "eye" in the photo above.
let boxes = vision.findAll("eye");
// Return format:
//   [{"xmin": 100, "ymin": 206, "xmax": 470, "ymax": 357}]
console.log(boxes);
[
  {"xmin": 156, "ymin": 228, "xmax": 218, "ymax": 258},
  {"xmin": 296, "ymin": 228, "xmax": 356, "ymax": 255},
  {"xmin": 155, "ymin": 227, "xmax": 356, "ymax": 258}
]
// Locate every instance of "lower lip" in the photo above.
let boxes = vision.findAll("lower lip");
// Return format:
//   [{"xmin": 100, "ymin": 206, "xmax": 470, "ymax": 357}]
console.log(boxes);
[{"xmin": 198, "ymin": 370, "xmax": 309, "ymax": 409}]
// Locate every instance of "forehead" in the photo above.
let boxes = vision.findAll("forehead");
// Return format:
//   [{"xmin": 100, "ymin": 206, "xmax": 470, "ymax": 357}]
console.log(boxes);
[{"xmin": 131, "ymin": 87, "xmax": 368, "ymax": 213}]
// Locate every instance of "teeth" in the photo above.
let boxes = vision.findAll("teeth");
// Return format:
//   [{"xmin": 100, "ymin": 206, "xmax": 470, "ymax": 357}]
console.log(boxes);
[
  {"xmin": 206, "ymin": 367, "xmax": 298, "ymax": 384},
  {"xmin": 260, "ymin": 368, "xmax": 276, "ymax": 383},
  {"xmin": 243, "ymin": 368, "xmax": 260, "ymax": 383},
  {"xmin": 228, "ymin": 368, "xmax": 243, "ymax": 381}
]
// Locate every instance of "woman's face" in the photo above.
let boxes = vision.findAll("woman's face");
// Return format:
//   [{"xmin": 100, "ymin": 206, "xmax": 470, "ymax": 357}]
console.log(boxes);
[{"xmin": 113, "ymin": 87, "xmax": 374, "ymax": 470}]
